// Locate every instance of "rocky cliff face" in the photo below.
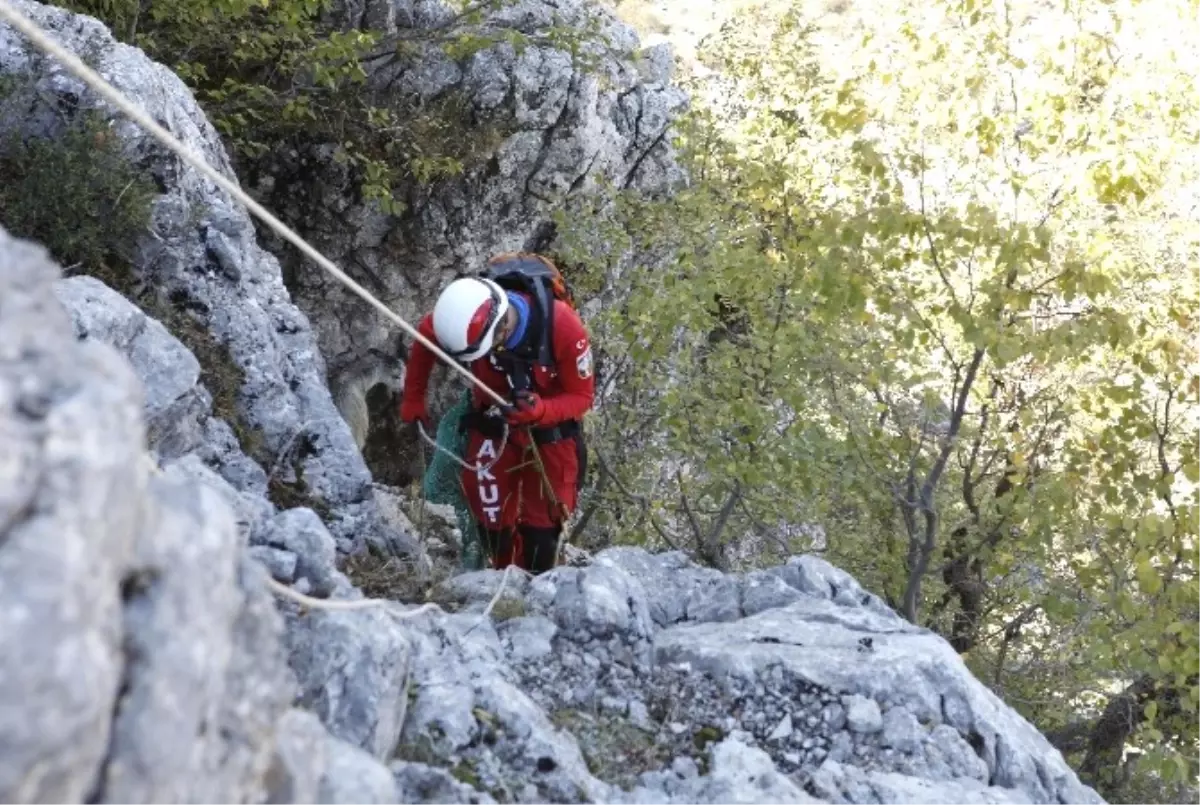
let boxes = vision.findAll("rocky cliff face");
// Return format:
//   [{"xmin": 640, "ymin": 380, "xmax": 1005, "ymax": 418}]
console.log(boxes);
[
  {"xmin": 0, "ymin": 1, "xmax": 1105, "ymax": 802},
  {"xmin": 248, "ymin": 0, "xmax": 687, "ymax": 471},
  {"xmin": 0, "ymin": 0, "xmax": 418, "ymax": 558},
  {"xmin": 0, "ymin": 228, "xmax": 399, "ymax": 804}
]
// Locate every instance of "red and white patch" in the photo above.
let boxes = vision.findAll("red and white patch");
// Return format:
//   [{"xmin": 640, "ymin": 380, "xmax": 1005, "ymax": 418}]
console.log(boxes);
[{"xmin": 575, "ymin": 346, "xmax": 593, "ymax": 379}]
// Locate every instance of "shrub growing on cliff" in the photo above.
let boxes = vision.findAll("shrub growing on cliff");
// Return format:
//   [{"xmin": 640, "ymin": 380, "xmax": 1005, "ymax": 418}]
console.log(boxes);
[
  {"xmin": 0, "ymin": 109, "xmax": 155, "ymax": 272},
  {"xmin": 56, "ymin": 0, "xmax": 610, "ymax": 213}
]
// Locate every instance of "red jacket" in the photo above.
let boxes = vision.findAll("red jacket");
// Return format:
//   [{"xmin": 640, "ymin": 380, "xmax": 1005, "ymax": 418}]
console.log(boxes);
[{"xmin": 402, "ymin": 298, "xmax": 595, "ymax": 426}]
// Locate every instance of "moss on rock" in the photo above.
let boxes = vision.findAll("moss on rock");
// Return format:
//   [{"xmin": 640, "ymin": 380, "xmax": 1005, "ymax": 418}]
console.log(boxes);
[{"xmin": 550, "ymin": 708, "xmax": 671, "ymax": 790}]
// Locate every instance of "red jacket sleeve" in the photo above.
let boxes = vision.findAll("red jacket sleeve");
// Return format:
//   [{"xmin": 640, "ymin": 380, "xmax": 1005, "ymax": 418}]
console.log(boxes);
[
  {"xmin": 540, "ymin": 302, "xmax": 595, "ymax": 426},
  {"xmin": 400, "ymin": 314, "xmax": 439, "ymax": 408}
]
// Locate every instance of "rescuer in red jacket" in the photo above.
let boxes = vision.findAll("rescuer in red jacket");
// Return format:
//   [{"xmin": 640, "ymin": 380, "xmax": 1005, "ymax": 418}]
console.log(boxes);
[{"xmin": 398, "ymin": 253, "xmax": 594, "ymax": 573}]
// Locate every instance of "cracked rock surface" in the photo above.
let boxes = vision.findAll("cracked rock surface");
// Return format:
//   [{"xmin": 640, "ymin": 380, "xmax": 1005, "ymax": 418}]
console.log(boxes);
[
  {"xmin": 0, "ymin": 2, "xmax": 1106, "ymax": 802},
  {"xmin": 254, "ymin": 0, "xmax": 688, "ymax": 425},
  {"xmin": 0, "ymin": 226, "xmax": 403, "ymax": 803},
  {"xmin": 338, "ymin": 544, "xmax": 1104, "ymax": 804},
  {"xmin": 0, "ymin": 223, "xmax": 1105, "ymax": 803},
  {"xmin": 0, "ymin": 225, "xmax": 432, "ymax": 805},
  {"xmin": 0, "ymin": 0, "xmax": 418, "ymax": 558}
]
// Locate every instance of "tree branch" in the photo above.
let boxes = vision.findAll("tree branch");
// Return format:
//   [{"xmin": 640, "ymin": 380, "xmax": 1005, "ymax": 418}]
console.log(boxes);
[
  {"xmin": 703, "ymin": 482, "xmax": 741, "ymax": 571},
  {"xmin": 902, "ymin": 347, "xmax": 986, "ymax": 622},
  {"xmin": 675, "ymin": 470, "xmax": 706, "ymax": 546}
]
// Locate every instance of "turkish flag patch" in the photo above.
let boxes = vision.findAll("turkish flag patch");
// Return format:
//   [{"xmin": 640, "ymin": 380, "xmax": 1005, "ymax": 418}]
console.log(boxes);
[{"xmin": 576, "ymin": 346, "xmax": 593, "ymax": 379}]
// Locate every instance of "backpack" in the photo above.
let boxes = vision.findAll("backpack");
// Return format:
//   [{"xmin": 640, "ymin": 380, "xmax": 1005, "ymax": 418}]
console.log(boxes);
[
  {"xmin": 483, "ymin": 253, "xmax": 592, "ymax": 492},
  {"xmin": 482, "ymin": 252, "xmax": 578, "ymax": 368}
]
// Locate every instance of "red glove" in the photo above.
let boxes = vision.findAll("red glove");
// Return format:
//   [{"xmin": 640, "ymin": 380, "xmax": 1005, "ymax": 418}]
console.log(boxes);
[
  {"xmin": 399, "ymin": 396, "xmax": 431, "ymax": 430},
  {"xmin": 504, "ymin": 391, "xmax": 545, "ymax": 426}
]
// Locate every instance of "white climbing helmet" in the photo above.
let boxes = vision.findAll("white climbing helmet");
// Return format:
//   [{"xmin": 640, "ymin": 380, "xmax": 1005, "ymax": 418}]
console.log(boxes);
[{"xmin": 432, "ymin": 276, "xmax": 510, "ymax": 363}]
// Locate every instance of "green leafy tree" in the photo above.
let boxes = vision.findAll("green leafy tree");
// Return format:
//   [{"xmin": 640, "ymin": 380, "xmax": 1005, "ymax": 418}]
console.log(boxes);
[{"xmin": 558, "ymin": 0, "xmax": 1198, "ymax": 799}]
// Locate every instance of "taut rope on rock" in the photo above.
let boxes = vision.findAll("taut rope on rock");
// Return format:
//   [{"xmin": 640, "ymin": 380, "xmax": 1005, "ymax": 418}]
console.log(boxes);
[
  {"xmin": 0, "ymin": 0, "xmax": 575, "ymax": 585},
  {"xmin": 0, "ymin": 0, "xmax": 508, "ymax": 408}
]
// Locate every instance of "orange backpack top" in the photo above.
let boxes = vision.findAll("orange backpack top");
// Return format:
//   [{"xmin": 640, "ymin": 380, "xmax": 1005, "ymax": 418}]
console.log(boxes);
[{"xmin": 485, "ymin": 252, "xmax": 576, "ymax": 310}]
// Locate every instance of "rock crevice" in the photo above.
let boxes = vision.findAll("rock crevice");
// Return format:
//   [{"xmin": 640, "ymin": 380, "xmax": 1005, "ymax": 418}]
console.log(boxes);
[{"xmin": 0, "ymin": 0, "xmax": 418, "ymax": 558}]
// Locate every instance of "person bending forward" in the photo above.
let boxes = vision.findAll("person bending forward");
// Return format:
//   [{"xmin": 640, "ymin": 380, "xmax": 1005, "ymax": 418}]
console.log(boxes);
[{"xmin": 398, "ymin": 253, "xmax": 595, "ymax": 573}]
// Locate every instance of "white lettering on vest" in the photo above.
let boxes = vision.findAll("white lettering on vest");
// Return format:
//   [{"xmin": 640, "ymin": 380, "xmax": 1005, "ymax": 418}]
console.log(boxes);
[{"xmin": 476, "ymin": 439, "xmax": 501, "ymax": 524}]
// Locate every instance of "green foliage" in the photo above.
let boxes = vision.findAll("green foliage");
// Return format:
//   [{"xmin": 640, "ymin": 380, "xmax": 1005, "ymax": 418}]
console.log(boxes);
[
  {"xmin": 55, "ymin": 0, "xmax": 613, "ymax": 212},
  {"xmin": 0, "ymin": 108, "xmax": 155, "ymax": 272},
  {"xmin": 551, "ymin": 708, "xmax": 674, "ymax": 787},
  {"xmin": 557, "ymin": 0, "xmax": 1198, "ymax": 798}
]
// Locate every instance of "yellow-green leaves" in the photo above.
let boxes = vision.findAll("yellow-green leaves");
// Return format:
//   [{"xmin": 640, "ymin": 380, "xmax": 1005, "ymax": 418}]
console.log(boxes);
[{"xmin": 554, "ymin": 0, "xmax": 1198, "ymax": 796}]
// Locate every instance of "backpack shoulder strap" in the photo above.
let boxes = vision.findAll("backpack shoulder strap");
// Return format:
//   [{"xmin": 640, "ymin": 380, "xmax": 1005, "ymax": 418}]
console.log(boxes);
[{"xmin": 484, "ymin": 253, "xmax": 569, "ymax": 366}]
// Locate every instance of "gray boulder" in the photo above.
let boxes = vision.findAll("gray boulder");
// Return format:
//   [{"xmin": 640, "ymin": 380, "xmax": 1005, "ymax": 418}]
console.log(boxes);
[
  {"xmin": 497, "ymin": 546, "xmax": 1102, "ymax": 805},
  {"xmin": 807, "ymin": 760, "xmax": 1033, "ymax": 804},
  {"xmin": 433, "ymin": 567, "xmax": 532, "ymax": 613},
  {"xmin": 281, "ymin": 604, "xmax": 414, "ymax": 760},
  {"xmin": 98, "ymin": 461, "xmax": 296, "ymax": 804},
  {"xmin": 0, "ymin": 0, "xmax": 418, "ymax": 559},
  {"xmin": 527, "ymin": 563, "xmax": 655, "ymax": 641},
  {"xmin": 270, "ymin": 708, "xmax": 401, "ymax": 804},
  {"xmin": 54, "ymin": 275, "xmax": 209, "ymax": 461},
  {"xmin": 0, "ymin": 228, "xmax": 147, "ymax": 802},
  {"xmin": 0, "ymin": 226, "xmax": 293, "ymax": 802},
  {"xmin": 392, "ymin": 760, "xmax": 497, "ymax": 804},
  {"xmin": 594, "ymin": 547, "xmax": 743, "ymax": 626},
  {"xmin": 398, "ymin": 609, "xmax": 611, "ymax": 803},
  {"xmin": 768, "ymin": 554, "xmax": 895, "ymax": 615},
  {"xmin": 740, "ymin": 570, "xmax": 804, "ymax": 616},
  {"xmin": 629, "ymin": 739, "xmax": 821, "ymax": 804},
  {"xmin": 319, "ymin": 734, "xmax": 402, "ymax": 803},
  {"xmin": 255, "ymin": 507, "xmax": 343, "ymax": 598},
  {"xmin": 267, "ymin": 709, "xmax": 329, "ymax": 804}
]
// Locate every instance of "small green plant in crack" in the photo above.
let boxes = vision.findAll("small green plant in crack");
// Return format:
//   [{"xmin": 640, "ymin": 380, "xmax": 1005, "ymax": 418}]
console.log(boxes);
[
  {"xmin": 550, "ymin": 708, "xmax": 671, "ymax": 788},
  {"xmin": 0, "ymin": 105, "xmax": 156, "ymax": 274},
  {"xmin": 52, "ymin": 0, "xmax": 619, "ymax": 214},
  {"xmin": 344, "ymin": 543, "xmax": 433, "ymax": 602},
  {"xmin": 692, "ymin": 724, "xmax": 722, "ymax": 752},
  {"xmin": 490, "ymin": 597, "xmax": 526, "ymax": 622},
  {"xmin": 267, "ymin": 446, "xmax": 333, "ymax": 520},
  {"xmin": 449, "ymin": 759, "xmax": 482, "ymax": 789},
  {"xmin": 393, "ymin": 734, "xmax": 441, "ymax": 765}
]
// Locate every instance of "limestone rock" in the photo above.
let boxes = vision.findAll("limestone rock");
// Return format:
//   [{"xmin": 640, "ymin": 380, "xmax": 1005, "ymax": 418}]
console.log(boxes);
[
  {"xmin": 505, "ymin": 546, "xmax": 1103, "ymax": 805},
  {"xmin": 0, "ymin": 0, "xmax": 418, "ymax": 559},
  {"xmin": 267, "ymin": 709, "xmax": 328, "ymax": 804},
  {"xmin": 807, "ymin": 760, "xmax": 1034, "ymax": 804},
  {"xmin": 0, "ymin": 226, "xmax": 295, "ymax": 803},
  {"xmin": 319, "ymin": 734, "xmax": 401, "ymax": 803},
  {"xmin": 282, "ymin": 604, "xmax": 413, "ymax": 760},
  {"xmin": 54, "ymin": 275, "xmax": 208, "ymax": 462},
  {"xmin": 628, "ymin": 739, "xmax": 821, "ymax": 804},
  {"xmin": 255, "ymin": 0, "xmax": 689, "ymax": 447},
  {"xmin": 0, "ymin": 227, "xmax": 147, "ymax": 802}
]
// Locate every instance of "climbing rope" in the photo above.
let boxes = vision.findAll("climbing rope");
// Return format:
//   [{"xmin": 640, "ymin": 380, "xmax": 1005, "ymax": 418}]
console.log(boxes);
[
  {"xmin": 0, "ymin": 0, "xmax": 574, "ymax": 579},
  {"xmin": 416, "ymin": 418, "xmax": 508, "ymax": 474},
  {"xmin": 0, "ymin": 0, "xmax": 507, "ymax": 410}
]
